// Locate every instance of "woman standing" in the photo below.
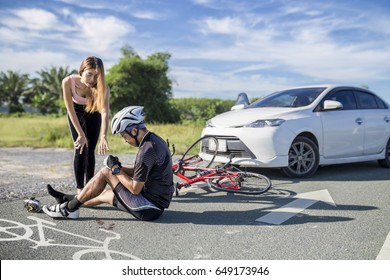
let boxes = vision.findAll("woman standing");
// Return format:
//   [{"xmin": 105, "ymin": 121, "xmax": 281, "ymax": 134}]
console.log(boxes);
[{"xmin": 61, "ymin": 56, "xmax": 110, "ymax": 194}]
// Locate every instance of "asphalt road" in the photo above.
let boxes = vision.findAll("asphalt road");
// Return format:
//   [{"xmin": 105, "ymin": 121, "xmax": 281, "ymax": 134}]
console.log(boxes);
[{"xmin": 1, "ymin": 148, "xmax": 390, "ymax": 260}]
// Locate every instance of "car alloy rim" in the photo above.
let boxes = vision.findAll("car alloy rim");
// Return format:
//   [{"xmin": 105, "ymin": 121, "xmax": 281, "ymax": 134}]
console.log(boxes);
[{"xmin": 288, "ymin": 141, "xmax": 315, "ymax": 174}]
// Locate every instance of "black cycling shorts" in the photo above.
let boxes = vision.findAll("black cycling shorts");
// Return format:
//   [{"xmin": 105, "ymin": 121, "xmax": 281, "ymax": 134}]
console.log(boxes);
[{"xmin": 112, "ymin": 183, "xmax": 164, "ymax": 221}]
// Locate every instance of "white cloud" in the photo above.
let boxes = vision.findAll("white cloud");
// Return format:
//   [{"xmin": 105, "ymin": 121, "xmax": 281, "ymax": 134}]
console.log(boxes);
[
  {"xmin": 0, "ymin": 27, "xmax": 24, "ymax": 45},
  {"xmin": 0, "ymin": 6, "xmax": 134, "ymax": 54},
  {"xmin": 0, "ymin": 7, "xmax": 134, "ymax": 74},
  {"xmin": 57, "ymin": 0, "xmax": 168, "ymax": 21},
  {"xmin": 1, "ymin": 0, "xmax": 389, "ymax": 102},
  {"xmin": 132, "ymin": 10, "xmax": 164, "ymax": 20},
  {"xmin": 9, "ymin": 8, "xmax": 60, "ymax": 30},
  {"xmin": 73, "ymin": 14, "xmax": 134, "ymax": 52},
  {"xmin": 0, "ymin": 48, "xmax": 69, "ymax": 75},
  {"xmin": 56, "ymin": 0, "xmax": 116, "ymax": 10},
  {"xmin": 192, "ymin": 0, "xmax": 214, "ymax": 4},
  {"xmin": 60, "ymin": 8, "xmax": 72, "ymax": 18},
  {"xmin": 167, "ymin": 1, "xmax": 390, "ymax": 102},
  {"xmin": 180, "ymin": 2, "xmax": 390, "ymax": 88},
  {"xmin": 198, "ymin": 16, "xmax": 247, "ymax": 35},
  {"xmin": 230, "ymin": 63, "xmax": 278, "ymax": 75},
  {"xmin": 0, "ymin": 8, "xmax": 72, "ymax": 47},
  {"xmin": 170, "ymin": 66, "xmax": 292, "ymax": 99},
  {"xmin": 280, "ymin": 3, "xmax": 324, "ymax": 17}
]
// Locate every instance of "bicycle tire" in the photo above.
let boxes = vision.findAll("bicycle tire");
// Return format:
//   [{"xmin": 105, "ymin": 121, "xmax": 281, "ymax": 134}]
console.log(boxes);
[
  {"xmin": 207, "ymin": 171, "xmax": 271, "ymax": 195},
  {"xmin": 180, "ymin": 136, "xmax": 219, "ymax": 168}
]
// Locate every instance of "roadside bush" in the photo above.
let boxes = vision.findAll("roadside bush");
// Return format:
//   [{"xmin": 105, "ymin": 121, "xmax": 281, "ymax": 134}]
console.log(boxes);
[{"xmin": 169, "ymin": 98, "xmax": 234, "ymax": 123}]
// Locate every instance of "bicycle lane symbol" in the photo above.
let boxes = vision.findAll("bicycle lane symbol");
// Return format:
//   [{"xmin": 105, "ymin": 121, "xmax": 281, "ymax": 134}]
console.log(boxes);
[{"xmin": 0, "ymin": 216, "xmax": 140, "ymax": 260}]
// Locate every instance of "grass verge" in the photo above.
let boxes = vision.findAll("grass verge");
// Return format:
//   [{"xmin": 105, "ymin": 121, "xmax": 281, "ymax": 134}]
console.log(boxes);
[{"xmin": 0, "ymin": 115, "xmax": 205, "ymax": 154}]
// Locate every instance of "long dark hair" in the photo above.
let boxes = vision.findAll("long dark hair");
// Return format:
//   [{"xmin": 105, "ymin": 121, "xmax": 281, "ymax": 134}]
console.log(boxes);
[{"xmin": 79, "ymin": 56, "xmax": 107, "ymax": 113}]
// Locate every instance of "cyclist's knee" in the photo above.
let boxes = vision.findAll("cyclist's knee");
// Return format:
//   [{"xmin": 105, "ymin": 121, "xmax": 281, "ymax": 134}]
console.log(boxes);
[{"xmin": 98, "ymin": 167, "xmax": 110, "ymax": 177}]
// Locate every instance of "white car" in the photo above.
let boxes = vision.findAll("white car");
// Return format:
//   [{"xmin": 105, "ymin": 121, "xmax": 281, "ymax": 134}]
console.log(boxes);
[{"xmin": 201, "ymin": 85, "xmax": 390, "ymax": 178}]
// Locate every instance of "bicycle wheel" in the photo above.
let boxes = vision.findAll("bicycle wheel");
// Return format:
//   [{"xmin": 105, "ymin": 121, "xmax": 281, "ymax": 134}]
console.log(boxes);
[
  {"xmin": 207, "ymin": 171, "xmax": 271, "ymax": 195},
  {"xmin": 180, "ymin": 136, "xmax": 219, "ymax": 169}
]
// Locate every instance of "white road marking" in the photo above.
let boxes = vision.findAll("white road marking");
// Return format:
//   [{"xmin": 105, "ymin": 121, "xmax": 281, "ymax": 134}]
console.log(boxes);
[
  {"xmin": 376, "ymin": 231, "xmax": 390, "ymax": 260},
  {"xmin": 256, "ymin": 189, "xmax": 336, "ymax": 225}
]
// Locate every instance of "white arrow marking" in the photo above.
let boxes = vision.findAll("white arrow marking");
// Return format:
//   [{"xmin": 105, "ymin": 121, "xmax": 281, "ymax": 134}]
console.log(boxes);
[
  {"xmin": 256, "ymin": 189, "xmax": 336, "ymax": 225},
  {"xmin": 376, "ymin": 231, "xmax": 390, "ymax": 260}
]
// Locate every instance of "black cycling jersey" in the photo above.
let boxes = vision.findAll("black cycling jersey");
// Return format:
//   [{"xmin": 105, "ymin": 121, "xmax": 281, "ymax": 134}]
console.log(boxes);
[{"xmin": 133, "ymin": 132, "xmax": 174, "ymax": 209}]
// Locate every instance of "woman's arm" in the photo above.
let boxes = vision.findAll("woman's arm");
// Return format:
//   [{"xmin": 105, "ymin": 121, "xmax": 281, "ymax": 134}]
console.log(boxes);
[{"xmin": 98, "ymin": 86, "xmax": 110, "ymax": 155}]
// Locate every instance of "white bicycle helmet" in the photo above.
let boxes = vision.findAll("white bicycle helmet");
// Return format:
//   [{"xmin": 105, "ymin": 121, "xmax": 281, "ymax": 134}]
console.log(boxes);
[
  {"xmin": 111, "ymin": 106, "xmax": 145, "ymax": 134},
  {"xmin": 24, "ymin": 197, "xmax": 42, "ymax": 213}
]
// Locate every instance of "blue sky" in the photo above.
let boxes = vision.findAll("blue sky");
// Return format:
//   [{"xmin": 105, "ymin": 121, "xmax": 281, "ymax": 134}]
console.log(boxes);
[{"xmin": 1, "ymin": 0, "xmax": 390, "ymax": 102}]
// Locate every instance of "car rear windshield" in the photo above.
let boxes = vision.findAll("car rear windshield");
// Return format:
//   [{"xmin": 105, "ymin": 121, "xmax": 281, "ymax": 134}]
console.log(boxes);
[{"xmin": 248, "ymin": 87, "xmax": 326, "ymax": 108}]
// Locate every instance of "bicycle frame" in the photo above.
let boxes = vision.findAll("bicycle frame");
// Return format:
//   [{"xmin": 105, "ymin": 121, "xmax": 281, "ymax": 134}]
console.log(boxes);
[
  {"xmin": 172, "ymin": 154, "xmax": 242, "ymax": 192},
  {"xmin": 170, "ymin": 137, "xmax": 271, "ymax": 195}
]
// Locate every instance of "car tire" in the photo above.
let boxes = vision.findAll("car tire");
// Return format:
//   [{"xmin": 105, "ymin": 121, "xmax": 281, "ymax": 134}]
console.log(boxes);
[
  {"xmin": 378, "ymin": 138, "xmax": 390, "ymax": 168},
  {"xmin": 281, "ymin": 136, "xmax": 319, "ymax": 178}
]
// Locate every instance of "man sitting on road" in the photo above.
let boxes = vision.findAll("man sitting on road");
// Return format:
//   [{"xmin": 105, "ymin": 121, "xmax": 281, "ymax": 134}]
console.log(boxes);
[{"xmin": 43, "ymin": 106, "xmax": 174, "ymax": 221}]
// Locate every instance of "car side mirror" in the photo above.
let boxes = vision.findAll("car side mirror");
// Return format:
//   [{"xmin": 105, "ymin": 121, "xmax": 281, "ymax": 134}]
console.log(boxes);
[
  {"xmin": 323, "ymin": 100, "xmax": 343, "ymax": 110},
  {"xmin": 231, "ymin": 92, "xmax": 249, "ymax": 111}
]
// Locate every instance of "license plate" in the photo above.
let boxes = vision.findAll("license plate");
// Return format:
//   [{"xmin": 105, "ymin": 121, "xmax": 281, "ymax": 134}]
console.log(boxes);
[{"xmin": 209, "ymin": 139, "xmax": 227, "ymax": 152}]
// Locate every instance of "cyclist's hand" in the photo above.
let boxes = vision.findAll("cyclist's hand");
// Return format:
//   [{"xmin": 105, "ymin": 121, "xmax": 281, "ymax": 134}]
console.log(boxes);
[
  {"xmin": 75, "ymin": 135, "xmax": 88, "ymax": 154},
  {"xmin": 98, "ymin": 136, "xmax": 109, "ymax": 155},
  {"xmin": 103, "ymin": 155, "xmax": 121, "ymax": 170}
]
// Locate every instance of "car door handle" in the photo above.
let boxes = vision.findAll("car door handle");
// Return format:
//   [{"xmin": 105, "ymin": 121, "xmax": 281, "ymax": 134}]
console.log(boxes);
[
  {"xmin": 385, "ymin": 116, "xmax": 390, "ymax": 123},
  {"xmin": 355, "ymin": 118, "xmax": 363, "ymax": 125}
]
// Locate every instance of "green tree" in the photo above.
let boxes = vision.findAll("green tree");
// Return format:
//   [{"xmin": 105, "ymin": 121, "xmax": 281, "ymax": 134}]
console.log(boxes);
[
  {"xmin": 31, "ymin": 66, "xmax": 76, "ymax": 114},
  {"xmin": 0, "ymin": 70, "xmax": 32, "ymax": 113},
  {"xmin": 170, "ymin": 98, "xmax": 235, "ymax": 123},
  {"xmin": 107, "ymin": 46, "xmax": 178, "ymax": 123}
]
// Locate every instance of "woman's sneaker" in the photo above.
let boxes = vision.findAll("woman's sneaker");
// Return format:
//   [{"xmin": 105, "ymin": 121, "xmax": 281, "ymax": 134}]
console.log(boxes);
[{"xmin": 42, "ymin": 202, "xmax": 79, "ymax": 219}]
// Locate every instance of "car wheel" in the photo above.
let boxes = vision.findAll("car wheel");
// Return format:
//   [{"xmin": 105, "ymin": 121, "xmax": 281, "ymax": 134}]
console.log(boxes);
[
  {"xmin": 281, "ymin": 136, "xmax": 319, "ymax": 178},
  {"xmin": 378, "ymin": 138, "xmax": 390, "ymax": 168}
]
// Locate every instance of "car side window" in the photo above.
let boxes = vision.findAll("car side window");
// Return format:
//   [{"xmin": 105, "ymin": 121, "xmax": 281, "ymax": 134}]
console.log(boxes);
[
  {"xmin": 375, "ymin": 96, "xmax": 387, "ymax": 109},
  {"xmin": 326, "ymin": 90, "xmax": 357, "ymax": 110},
  {"xmin": 355, "ymin": 91, "xmax": 379, "ymax": 109}
]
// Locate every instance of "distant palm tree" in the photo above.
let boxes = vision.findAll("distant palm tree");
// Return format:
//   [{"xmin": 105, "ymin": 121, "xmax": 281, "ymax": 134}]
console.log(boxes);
[
  {"xmin": 0, "ymin": 70, "xmax": 32, "ymax": 113},
  {"xmin": 32, "ymin": 66, "xmax": 76, "ymax": 114}
]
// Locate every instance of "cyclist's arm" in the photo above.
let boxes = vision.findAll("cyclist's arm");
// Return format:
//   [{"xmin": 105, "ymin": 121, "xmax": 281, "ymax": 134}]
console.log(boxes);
[
  {"xmin": 115, "ymin": 166, "xmax": 144, "ymax": 195},
  {"xmin": 121, "ymin": 166, "xmax": 134, "ymax": 177}
]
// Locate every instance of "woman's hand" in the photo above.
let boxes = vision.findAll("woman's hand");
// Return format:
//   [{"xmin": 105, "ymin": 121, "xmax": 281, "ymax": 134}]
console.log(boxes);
[
  {"xmin": 74, "ymin": 134, "xmax": 88, "ymax": 154},
  {"xmin": 98, "ymin": 135, "xmax": 109, "ymax": 155}
]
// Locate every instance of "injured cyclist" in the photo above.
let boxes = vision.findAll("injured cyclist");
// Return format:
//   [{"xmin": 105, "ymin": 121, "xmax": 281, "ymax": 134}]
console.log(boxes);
[{"xmin": 43, "ymin": 106, "xmax": 174, "ymax": 221}]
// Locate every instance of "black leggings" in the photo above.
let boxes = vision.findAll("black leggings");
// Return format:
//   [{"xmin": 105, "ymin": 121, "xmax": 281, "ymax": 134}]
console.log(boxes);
[{"xmin": 68, "ymin": 103, "xmax": 101, "ymax": 189}]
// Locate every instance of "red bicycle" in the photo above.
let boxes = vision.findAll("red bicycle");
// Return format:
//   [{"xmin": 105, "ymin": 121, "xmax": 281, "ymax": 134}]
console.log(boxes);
[{"xmin": 172, "ymin": 136, "xmax": 272, "ymax": 196}]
